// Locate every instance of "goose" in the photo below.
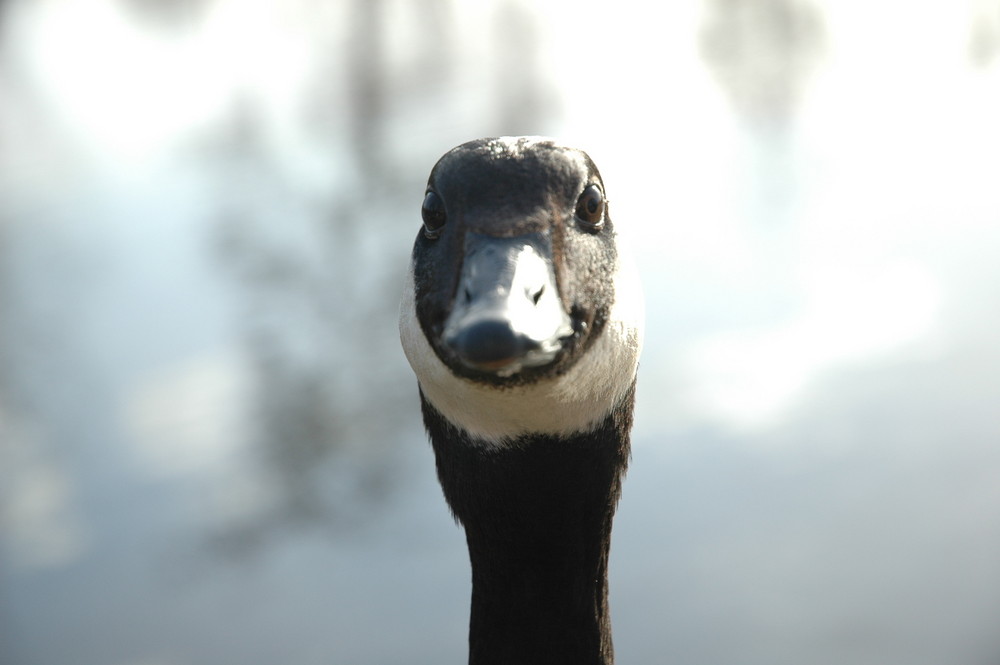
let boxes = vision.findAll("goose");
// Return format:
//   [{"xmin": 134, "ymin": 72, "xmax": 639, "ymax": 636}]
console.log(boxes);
[{"xmin": 399, "ymin": 136, "xmax": 643, "ymax": 665}]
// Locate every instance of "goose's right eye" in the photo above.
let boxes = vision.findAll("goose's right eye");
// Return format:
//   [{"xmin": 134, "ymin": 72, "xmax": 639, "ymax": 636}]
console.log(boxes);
[{"xmin": 421, "ymin": 191, "xmax": 447, "ymax": 239}]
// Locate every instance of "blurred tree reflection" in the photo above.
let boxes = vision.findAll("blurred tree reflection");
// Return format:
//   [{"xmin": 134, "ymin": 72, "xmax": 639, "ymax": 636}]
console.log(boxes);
[
  {"xmin": 700, "ymin": 0, "xmax": 825, "ymax": 127},
  {"xmin": 197, "ymin": 0, "xmax": 558, "ymax": 552},
  {"xmin": 204, "ymin": 95, "xmax": 409, "ymax": 547},
  {"xmin": 492, "ymin": 0, "xmax": 559, "ymax": 134},
  {"xmin": 115, "ymin": 0, "xmax": 209, "ymax": 29},
  {"xmin": 970, "ymin": 2, "xmax": 1000, "ymax": 67}
]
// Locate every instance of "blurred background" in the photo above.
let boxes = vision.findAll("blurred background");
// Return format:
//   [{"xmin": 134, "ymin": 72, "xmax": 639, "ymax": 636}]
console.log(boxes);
[{"xmin": 1, "ymin": 0, "xmax": 999, "ymax": 663}]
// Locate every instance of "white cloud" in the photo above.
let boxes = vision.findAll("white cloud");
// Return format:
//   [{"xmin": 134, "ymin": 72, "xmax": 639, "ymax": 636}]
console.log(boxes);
[{"xmin": 681, "ymin": 259, "xmax": 943, "ymax": 430}]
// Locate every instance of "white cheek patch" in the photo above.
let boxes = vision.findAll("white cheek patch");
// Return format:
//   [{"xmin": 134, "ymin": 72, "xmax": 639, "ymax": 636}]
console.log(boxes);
[{"xmin": 399, "ymin": 247, "xmax": 644, "ymax": 447}]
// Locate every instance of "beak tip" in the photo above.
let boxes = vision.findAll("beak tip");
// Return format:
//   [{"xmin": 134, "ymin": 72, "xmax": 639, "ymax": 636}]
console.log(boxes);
[{"xmin": 446, "ymin": 319, "xmax": 526, "ymax": 373}]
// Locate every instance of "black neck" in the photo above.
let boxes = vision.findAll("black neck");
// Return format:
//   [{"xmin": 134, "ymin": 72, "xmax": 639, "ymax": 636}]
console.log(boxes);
[{"xmin": 421, "ymin": 382, "xmax": 635, "ymax": 665}]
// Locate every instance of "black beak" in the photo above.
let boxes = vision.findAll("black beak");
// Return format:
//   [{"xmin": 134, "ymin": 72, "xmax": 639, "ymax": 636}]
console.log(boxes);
[{"xmin": 442, "ymin": 232, "xmax": 573, "ymax": 376}]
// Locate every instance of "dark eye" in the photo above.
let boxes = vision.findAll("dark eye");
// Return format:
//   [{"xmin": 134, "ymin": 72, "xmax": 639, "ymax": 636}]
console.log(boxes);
[
  {"xmin": 421, "ymin": 190, "xmax": 446, "ymax": 239},
  {"xmin": 575, "ymin": 184, "xmax": 605, "ymax": 231}
]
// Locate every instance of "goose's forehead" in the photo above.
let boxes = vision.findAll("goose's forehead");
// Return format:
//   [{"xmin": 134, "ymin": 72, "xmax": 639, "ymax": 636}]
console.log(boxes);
[
  {"xmin": 427, "ymin": 139, "xmax": 598, "ymax": 235},
  {"xmin": 430, "ymin": 140, "xmax": 596, "ymax": 198}
]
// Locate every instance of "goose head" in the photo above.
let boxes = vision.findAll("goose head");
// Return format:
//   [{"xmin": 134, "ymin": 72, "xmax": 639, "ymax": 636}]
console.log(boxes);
[{"xmin": 400, "ymin": 136, "xmax": 643, "ymax": 445}]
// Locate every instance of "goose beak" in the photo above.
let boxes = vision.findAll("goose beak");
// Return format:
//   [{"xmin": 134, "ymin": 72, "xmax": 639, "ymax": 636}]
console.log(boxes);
[{"xmin": 442, "ymin": 233, "xmax": 573, "ymax": 377}]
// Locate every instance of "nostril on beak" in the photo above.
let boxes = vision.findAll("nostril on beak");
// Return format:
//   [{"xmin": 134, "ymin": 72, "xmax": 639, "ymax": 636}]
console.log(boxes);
[{"xmin": 530, "ymin": 285, "xmax": 544, "ymax": 305}]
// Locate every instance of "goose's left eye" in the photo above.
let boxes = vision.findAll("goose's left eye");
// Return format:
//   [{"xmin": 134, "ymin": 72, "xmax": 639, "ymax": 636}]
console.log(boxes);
[
  {"xmin": 575, "ymin": 184, "xmax": 605, "ymax": 231},
  {"xmin": 422, "ymin": 191, "xmax": 447, "ymax": 239}
]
